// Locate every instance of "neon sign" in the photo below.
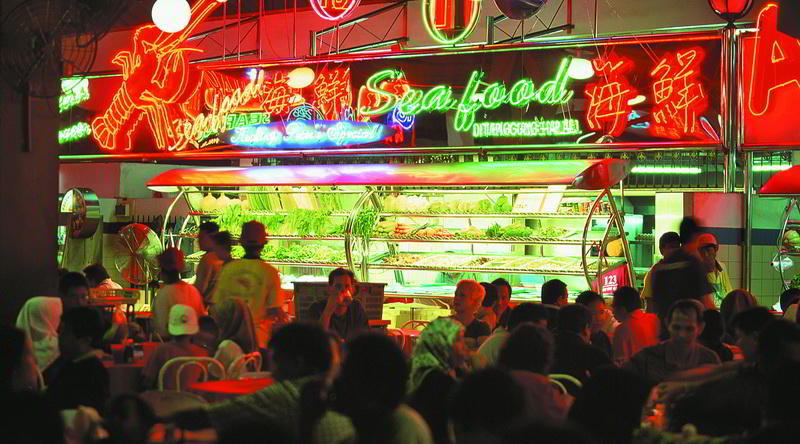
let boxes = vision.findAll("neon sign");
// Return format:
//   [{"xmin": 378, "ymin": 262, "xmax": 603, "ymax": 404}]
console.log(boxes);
[
  {"xmin": 359, "ymin": 58, "xmax": 574, "ymax": 133},
  {"xmin": 747, "ymin": 3, "xmax": 800, "ymax": 117},
  {"xmin": 310, "ymin": 0, "xmax": 361, "ymax": 21},
  {"xmin": 470, "ymin": 119, "xmax": 581, "ymax": 138},
  {"xmin": 59, "ymin": 122, "xmax": 92, "ymax": 144},
  {"xmin": 225, "ymin": 121, "xmax": 391, "ymax": 148},
  {"xmin": 225, "ymin": 112, "xmax": 271, "ymax": 130},
  {"xmin": 649, "ymin": 47, "xmax": 708, "ymax": 139},
  {"xmin": 584, "ymin": 56, "xmax": 637, "ymax": 137},
  {"xmin": 422, "ymin": 0, "xmax": 481, "ymax": 45},
  {"xmin": 59, "ymin": 77, "xmax": 89, "ymax": 113}
]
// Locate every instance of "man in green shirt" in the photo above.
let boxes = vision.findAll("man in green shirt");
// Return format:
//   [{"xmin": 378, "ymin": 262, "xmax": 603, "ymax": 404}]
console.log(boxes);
[{"xmin": 696, "ymin": 233, "xmax": 733, "ymax": 309}]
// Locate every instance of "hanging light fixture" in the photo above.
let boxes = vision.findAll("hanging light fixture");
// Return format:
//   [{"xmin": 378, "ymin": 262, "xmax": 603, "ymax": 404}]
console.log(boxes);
[
  {"xmin": 708, "ymin": 0, "xmax": 754, "ymax": 27},
  {"xmin": 152, "ymin": 0, "xmax": 192, "ymax": 33}
]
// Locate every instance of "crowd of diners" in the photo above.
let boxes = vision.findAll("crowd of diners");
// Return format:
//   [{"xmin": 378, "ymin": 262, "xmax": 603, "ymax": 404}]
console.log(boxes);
[{"xmin": 3, "ymin": 217, "xmax": 800, "ymax": 444}]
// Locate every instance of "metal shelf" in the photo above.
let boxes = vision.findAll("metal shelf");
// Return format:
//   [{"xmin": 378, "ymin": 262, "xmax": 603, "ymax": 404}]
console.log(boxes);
[
  {"xmin": 188, "ymin": 211, "xmax": 350, "ymax": 217},
  {"xmin": 370, "ymin": 236, "xmax": 590, "ymax": 245},
  {"xmin": 179, "ymin": 233, "xmax": 346, "ymax": 242},
  {"xmin": 370, "ymin": 255, "xmax": 625, "ymax": 276},
  {"xmin": 380, "ymin": 212, "xmax": 611, "ymax": 219}
]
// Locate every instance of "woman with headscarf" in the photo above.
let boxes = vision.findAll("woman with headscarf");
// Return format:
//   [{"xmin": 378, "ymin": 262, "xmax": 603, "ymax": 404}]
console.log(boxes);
[
  {"xmin": 16, "ymin": 297, "xmax": 63, "ymax": 372},
  {"xmin": 407, "ymin": 318, "xmax": 468, "ymax": 444},
  {"xmin": 720, "ymin": 289, "xmax": 758, "ymax": 346},
  {"xmin": 211, "ymin": 299, "xmax": 258, "ymax": 378}
]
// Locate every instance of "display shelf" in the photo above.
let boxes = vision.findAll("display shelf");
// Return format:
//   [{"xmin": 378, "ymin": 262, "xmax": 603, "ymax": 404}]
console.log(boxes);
[
  {"xmin": 370, "ymin": 253, "xmax": 624, "ymax": 276},
  {"xmin": 188, "ymin": 211, "xmax": 350, "ymax": 217},
  {"xmin": 178, "ymin": 232, "xmax": 346, "ymax": 242},
  {"xmin": 379, "ymin": 212, "xmax": 612, "ymax": 219}
]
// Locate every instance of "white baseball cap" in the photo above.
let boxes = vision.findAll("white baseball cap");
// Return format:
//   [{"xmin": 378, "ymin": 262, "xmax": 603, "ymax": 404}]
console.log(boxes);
[{"xmin": 168, "ymin": 304, "xmax": 199, "ymax": 336}]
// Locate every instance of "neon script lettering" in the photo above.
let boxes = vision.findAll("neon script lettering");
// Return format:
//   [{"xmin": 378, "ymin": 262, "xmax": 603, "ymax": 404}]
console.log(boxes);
[
  {"xmin": 359, "ymin": 58, "xmax": 574, "ymax": 132},
  {"xmin": 58, "ymin": 122, "xmax": 92, "ymax": 144}
]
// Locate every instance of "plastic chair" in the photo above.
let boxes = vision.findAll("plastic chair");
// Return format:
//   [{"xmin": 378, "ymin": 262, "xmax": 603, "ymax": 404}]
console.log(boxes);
[
  {"xmin": 158, "ymin": 357, "xmax": 226, "ymax": 392},
  {"xmin": 548, "ymin": 373, "xmax": 583, "ymax": 395},
  {"xmin": 227, "ymin": 352, "xmax": 263, "ymax": 379},
  {"xmin": 400, "ymin": 320, "xmax": 430, "ymax": 330},
  {"xmin": 548, "ymin": 379, "xmax": 568, "ymax": 395},
  {"xmin": 386, "ymin": 328, "xmax": 406, "ymax": 350}
]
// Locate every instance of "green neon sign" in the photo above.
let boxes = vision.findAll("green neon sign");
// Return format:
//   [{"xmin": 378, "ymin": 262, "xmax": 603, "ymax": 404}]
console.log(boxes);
[
  {"xmin": 58, "ymin": 122, "xmax": 92, "ymax": 144},
  {"xmin": 59, "ymin": 78, "xmax": 89, "ymax": 113},
  {"xmin": 421, "ymin": 0, "xmax": 481, "ymax": 45},
  {"xmin": 360, "ymin": 58, "xmax": 575, "ymax": 133},
  {"xmin": 471, "ymin": 118, "xmax": 582, "ymax": 138},
  {"xmin": 225, "ymin": 112, "xmax": 271, "ymax": 130}
]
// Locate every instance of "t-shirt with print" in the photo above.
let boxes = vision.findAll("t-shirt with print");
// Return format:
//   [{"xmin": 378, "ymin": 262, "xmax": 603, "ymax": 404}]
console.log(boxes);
[{"xmin": 152, "ymin": 281, "xmax": 206, "ymax": 339}]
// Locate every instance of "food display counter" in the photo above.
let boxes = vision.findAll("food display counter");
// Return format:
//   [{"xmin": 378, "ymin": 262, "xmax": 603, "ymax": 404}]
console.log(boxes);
[
  {"xmin": 758, "ymin": 165, "xmax": 800, "ymax": 290},
  {"xmin": 147, "ymin": 158, "xmax": 636, "ymax": 300}
]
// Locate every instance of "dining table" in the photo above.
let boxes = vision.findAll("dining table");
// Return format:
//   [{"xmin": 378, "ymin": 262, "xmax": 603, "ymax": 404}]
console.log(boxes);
[
  {"xmin": 103, "ymin": 358, "xmax": 146, "ymax": 396},
  {"xmin": 188, "ymin": 377, "xmax": 275, "ymax": 402}
]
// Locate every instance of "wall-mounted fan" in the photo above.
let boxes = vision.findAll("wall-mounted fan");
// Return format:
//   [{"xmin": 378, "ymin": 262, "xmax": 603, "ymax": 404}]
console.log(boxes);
[{"xmin": 113, "ymin": 223, "xmax": 163, "ymax": 286}]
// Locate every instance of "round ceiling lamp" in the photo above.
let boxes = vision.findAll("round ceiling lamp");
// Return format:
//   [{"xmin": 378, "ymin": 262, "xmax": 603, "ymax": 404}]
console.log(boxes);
[
  {"xmin": 152, "ymin": 0, "xmax": 192, "ymax": 33},
  {"xmin": 708, "ymin": 0, "xmax": 754, "ymax": 27}
]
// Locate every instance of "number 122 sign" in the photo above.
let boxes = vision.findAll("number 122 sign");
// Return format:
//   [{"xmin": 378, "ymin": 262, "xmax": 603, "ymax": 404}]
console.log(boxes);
[{"xmin": 311, "ymin": 0, "xmax": 361, "ymax": 21}]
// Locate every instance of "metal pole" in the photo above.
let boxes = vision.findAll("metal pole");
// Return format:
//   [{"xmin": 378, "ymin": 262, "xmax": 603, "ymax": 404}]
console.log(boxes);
[
  {"xmin": 222, "ymin": 1, "xmax": 227, "ymax": 61},
  {"xmin": 258, "ymin": 0, "xmax": 262, "ymax": 59},
  {"xmin": 722, "ymin": 26, "xmax": 739, "ymax": 193},
  {"xmin": 293, "ymin": 0, "xmax": 297, "ymax": 58},
  {"xmin": 744, "ymin": 151, "xmax": 753, "ymax": 291},
  {"xmin": 237, "ymin": 0, "xmax": 241, "ymax": 60},
  {"xmin": 487, "ymin": 15, "xmax": 494, "ymax": 45},
  {"xmin": 310, "ymin": 30, "xmax": 317, "ymax": 56}
]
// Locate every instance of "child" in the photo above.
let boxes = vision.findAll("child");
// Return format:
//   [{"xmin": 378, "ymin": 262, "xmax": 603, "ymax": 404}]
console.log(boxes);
[
  {"xmin": 142, "ymin": 305, "xmax": 208, "ymax": 390},
  {"xmin": 46, "ymin": 307, "xmax": 109, "ymax": 411}
]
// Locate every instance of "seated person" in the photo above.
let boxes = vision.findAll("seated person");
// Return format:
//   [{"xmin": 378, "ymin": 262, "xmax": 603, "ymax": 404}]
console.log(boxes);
[
  {"xmin": 211, "ymin": 299, "xmax": 259, "ymax": 378},
  {"xmin": 625, "ymin": 299, "xmax": 720, "ymax": 385},
  {"xmin": 83, "ymin": 264, "xmax": 122, "ymax": 290},
  {"xmin": 575, "ymin": 290, "xmax": 617, "ymax": 357},
  {"xmin": 729, "ymin": 306, "xmax": 774, "ymax": 362},
  {"xmin": 551, "ymin": 304, "xmax": 612, "ymax": 387},
  {"xmin": 0, "ymin": 325, "xmax": 40, "ymax": 392},
  {"xmin": 448, "ymin": 279, "xmax": 490, "ymax": 348},
  {"xmin": 611, "ymin": 286, "xmax": 659, "ymax": 365},
  {"xmin": 46, "ymin": 307, "xmax": 109, "ymax": 412},
  {"xmin": 192, "ymin": 315, "xmax": 219, "ymax": 354},
  {"xmin": 698, "ymin": 309, "xmax": 733, "ymax": 362},
  {"xmin": 541, "ymin": 279, "xmax": 569, "ymax": 330},
  {"xmin": 152, "ymin": 248, "xmax": 205, "ymax": 340},
  {"xmin": 142, "ymin": 304, "xmax": 208, "ymax": 390},
  {"xmin": 309, "ymin": 268, "xmax": 367, "ymax": 340},
  {"xmin": 168, "ymin": 322, "xmax": 354, "ymax": 444},
  {"xmin": 476, "ymin": 282, "xmax": 499, "ymax": 330},
  {"xmin": 491, "ymin": 278, "xmax": 513, "ymax": 330},
  {"xmin": 16, "ymin": 296, "xmax": 62, "ymax": 372},
  {"xmin": 478, "ymin": 302, "xmax": 549, "ymax": 365}
]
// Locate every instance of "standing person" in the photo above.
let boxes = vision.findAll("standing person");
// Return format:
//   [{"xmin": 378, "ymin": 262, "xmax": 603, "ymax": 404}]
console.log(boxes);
[
  {"xmin": 309, "ymin": 268, "xmax": 368, "ymax": 340},
  {"xmin": 152, "ymin": 248, "xmax": 205, "ymax": 340},
  {"xmin": 142, "ymin": 304, "xmax": 208, "ymax": 390},
  {"xmin": 16, "ymin": 296, "xmax": 63, "ymax": 372},
  {"xmin": 214, "ymin": 221, "xmax": 284, "ymax": 348},
  {"xmin": 491, "ymin": 278, "xmax": 513, "ymax": 329},
  {"xmin": 611, "ymin": 286, "xmax": 659, "ymax": 365},
  {"xmin": 640, "ymin": 232, "xmax": 681, "ymax": 312},
  {"xmin": 211, "ymin": 231, "xmax": 234, "ymax": 265},
  {"xmin": 211, "ymin": 299, "xmax": 258, "ymax": 378},
  {"xmin": 193, "ymin": 222, "xmax": 221, "ymax": 307},
  {"xmin": 625, "ymin": 299, "xmax": 720, "ymax": 385},
  {"xmin": 696, "ymin": 233, "xmax": 733, "ymax": 308},
  {"xmin": 83, "ymin": 264, "xmax": 123, "ymax": 290},
  {"xmin": 46, "ymin": 307, "xmax": 109, "ymax": 411},
  {"xmin": 550, "ymin": 304, "xmax": 613, "ymax": 386},
  {"xmin": 449, "ymin": 279, "xmax": 490, "ymax": 347},
  {"xmin": 575, "ymin": 290, "xmax": 618, "ymax": 358}
]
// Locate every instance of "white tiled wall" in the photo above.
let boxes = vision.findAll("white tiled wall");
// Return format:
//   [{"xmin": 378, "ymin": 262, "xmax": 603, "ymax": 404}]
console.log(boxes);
[{"xmin": 749, "ymin": 245, "xmax": 786, "ymax": 308}]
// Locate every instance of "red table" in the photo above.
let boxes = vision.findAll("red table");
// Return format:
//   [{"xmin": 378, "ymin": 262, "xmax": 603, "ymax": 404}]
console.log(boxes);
[{"xmin": 188, "ymin": 377, "xmax": 275, "ymax": 402}]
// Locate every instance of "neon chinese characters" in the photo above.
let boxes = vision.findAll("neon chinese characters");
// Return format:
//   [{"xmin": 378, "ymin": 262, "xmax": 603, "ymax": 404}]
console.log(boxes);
[
  {"xmin": 584, "ymin": 55, "xmax": 637, "ymax": 137},
  {"xmin": 649, "ymin": 48, "xmax": 708, "ymax": 139}
]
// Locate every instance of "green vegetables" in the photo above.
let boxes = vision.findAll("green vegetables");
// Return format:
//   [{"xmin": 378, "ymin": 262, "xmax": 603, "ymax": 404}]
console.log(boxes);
[
  {"xmin": 478, "ymin": 199, "xmax": 493, "ymax": 212},
  {"xmin": 212, "ymin": 205, "xmax": 249, "ymax": 236},
  {"xmin": 483, "ymin": 223, "xmax": 569, "ymax": 239},
  {"xmin": 493, "ymin": 196, "xmax": 512, "ymax": 213},
  {"xmin": 353, "ymin": 207, "xmax": 378, "ymax": 239},
  {"xmin": 286, "ymin": 209, "xmax": 331, "ymax": 236},
  {"xmin": 245, "ymin": 187, "xmax": 273, "ymax": 211}
]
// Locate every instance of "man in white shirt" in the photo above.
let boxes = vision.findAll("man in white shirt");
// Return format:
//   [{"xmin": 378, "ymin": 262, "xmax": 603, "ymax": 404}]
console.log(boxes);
[{"xmin": 152, "ymin": 248, "xmax": 205, "ymax": 340}]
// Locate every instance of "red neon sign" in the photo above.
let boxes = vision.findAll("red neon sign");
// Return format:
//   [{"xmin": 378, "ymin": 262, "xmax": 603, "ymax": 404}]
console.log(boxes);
[
  {"xmin": 649, "ymin": 47, "xmax": 708, "ymax": 140},
  {"xmin": 311, "ymin": 0, "xmax": 361, "ymax": 21},
  {"xmin": 313, "ymin": 67, "xmax": 353, "ymax": 120},
  {"xmin": 91, "ymin": 0, "xmax": 225, "ymax": 151},
  {"xmin": 584, "ymin": 55, "xmax": 637, "ymax": 137}
]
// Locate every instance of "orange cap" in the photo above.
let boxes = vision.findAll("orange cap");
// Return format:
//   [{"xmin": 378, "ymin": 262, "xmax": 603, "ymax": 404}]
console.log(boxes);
[{"xmin": 696, "ymin": 233, "xmax": 719, "ymax": 250}]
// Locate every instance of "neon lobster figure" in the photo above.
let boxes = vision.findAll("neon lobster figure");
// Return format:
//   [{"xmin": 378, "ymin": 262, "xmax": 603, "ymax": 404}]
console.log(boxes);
[{"xmin": 92, "ymin": 0, "xmax": 228, "ymax": 151}]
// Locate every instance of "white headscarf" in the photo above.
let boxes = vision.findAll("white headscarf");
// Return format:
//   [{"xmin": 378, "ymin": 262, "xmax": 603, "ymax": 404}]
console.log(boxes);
[{"xmin": 16, "ymin": 297, "xmax": 63, "ymax": 370}]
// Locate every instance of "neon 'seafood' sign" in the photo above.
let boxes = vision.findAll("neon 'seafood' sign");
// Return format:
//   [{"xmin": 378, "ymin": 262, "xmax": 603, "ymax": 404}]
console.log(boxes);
[
  {"xmin": 59, "ymin": 122, "xmax": 92, "ymax": 144},
  {"xmin": 471, "ymin": 118, "xmax": 581, "ymax": 138},
  {"xmin": 226, "ymin": 121, "xmax": 391, "ymax": 149},
  {"xmin": 359, "ymin": 58, "xmax": 574, "ymax": 133}
]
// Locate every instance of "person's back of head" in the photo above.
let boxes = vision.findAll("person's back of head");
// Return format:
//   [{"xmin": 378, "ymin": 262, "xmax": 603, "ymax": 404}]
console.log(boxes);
[
  {"xmin": 720, "ymin": 289, "xmax": 758, "ymax": 333},
  {"xmin": 268, "ymin": 322, "xmax": 331, "ymax": 380},
  {"xmin": 611, "ymin": 286, "xmax": 641, "ymax": 315},
  {"xmin": 541, "ymin": 279, "xmax": 567, "ymax": 306},
  {"xmin": 507, "ymin": 303, "xmax": 549, "ymax": 330},
  {"xmin": 659, "ymin": 231, "xmax": 681, "ymax": 258},
  {"xmin": 699, "ymin": 309, "xmax": 724, "ymax": 346},
  {"xmin": 779, "ymin": 288, "xmax": 800, "ymax": 312},
  {"xmin": 82, "ymin": 264, "xmax": 110, "ymax": 287},
  {"xmin": 491, "ymin": 278, "xmax": 512, "ymax": 296},
  {"xmin": 679, "ymin": 217, "xmax": 703, "ymax": 247},
  {"xmin": 568, "ymin": 366, "xmax": 649, "ymax": 444},
  {"xmin": 729, "ymin": 307, "xmax": 773, "ymax": 337},
  {"xmin": 557, "ymin": 304, "xmax": 591, "ymax": 336},
  {"xmin": 334, "ymin": 333, "xmax": 407, "ymax": 426},
  {"xmin": 449, "ymin": 367, "xmax": 526, "ymax": 439},
  {"xmin": 198, "ymin": 221, "xmax": 219, "ymax": 235},
  {"xmin": 58, "ymin": 272, "xmax": 89, "ymax": 308},
  {"xmin": 498, "ymin": 324, "xmax": 554, "ymax": 374},
  {"xmin": 61, "ymin": 306, "xmax": 105, "ymax": 354},
  {"xmin": 480, "ymin": 282, "xmax": 498, "ymax": 308},
  {"xmin": 575, "ymin": 290, "xmax": 603, "ymax": 307},
  {"xmin": 211, "ymin": 231, "xmax": 233, "ymax": 255}
]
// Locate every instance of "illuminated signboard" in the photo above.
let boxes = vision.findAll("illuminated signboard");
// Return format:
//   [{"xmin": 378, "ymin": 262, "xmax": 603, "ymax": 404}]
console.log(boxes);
[
  {"xmin": 59, "ymin": 78, "xmax": 90, "ymax": 113},
  {"xmin": 59, "ymin": 8, "xmax": 723, "ymax": 159},
  {"xmin": 58, "ymin": 122, "xmax": 92, "ymax": 144},
  {"xmin": 742, "ymin": 3, "xmax": 800, "ymax": 148}
]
